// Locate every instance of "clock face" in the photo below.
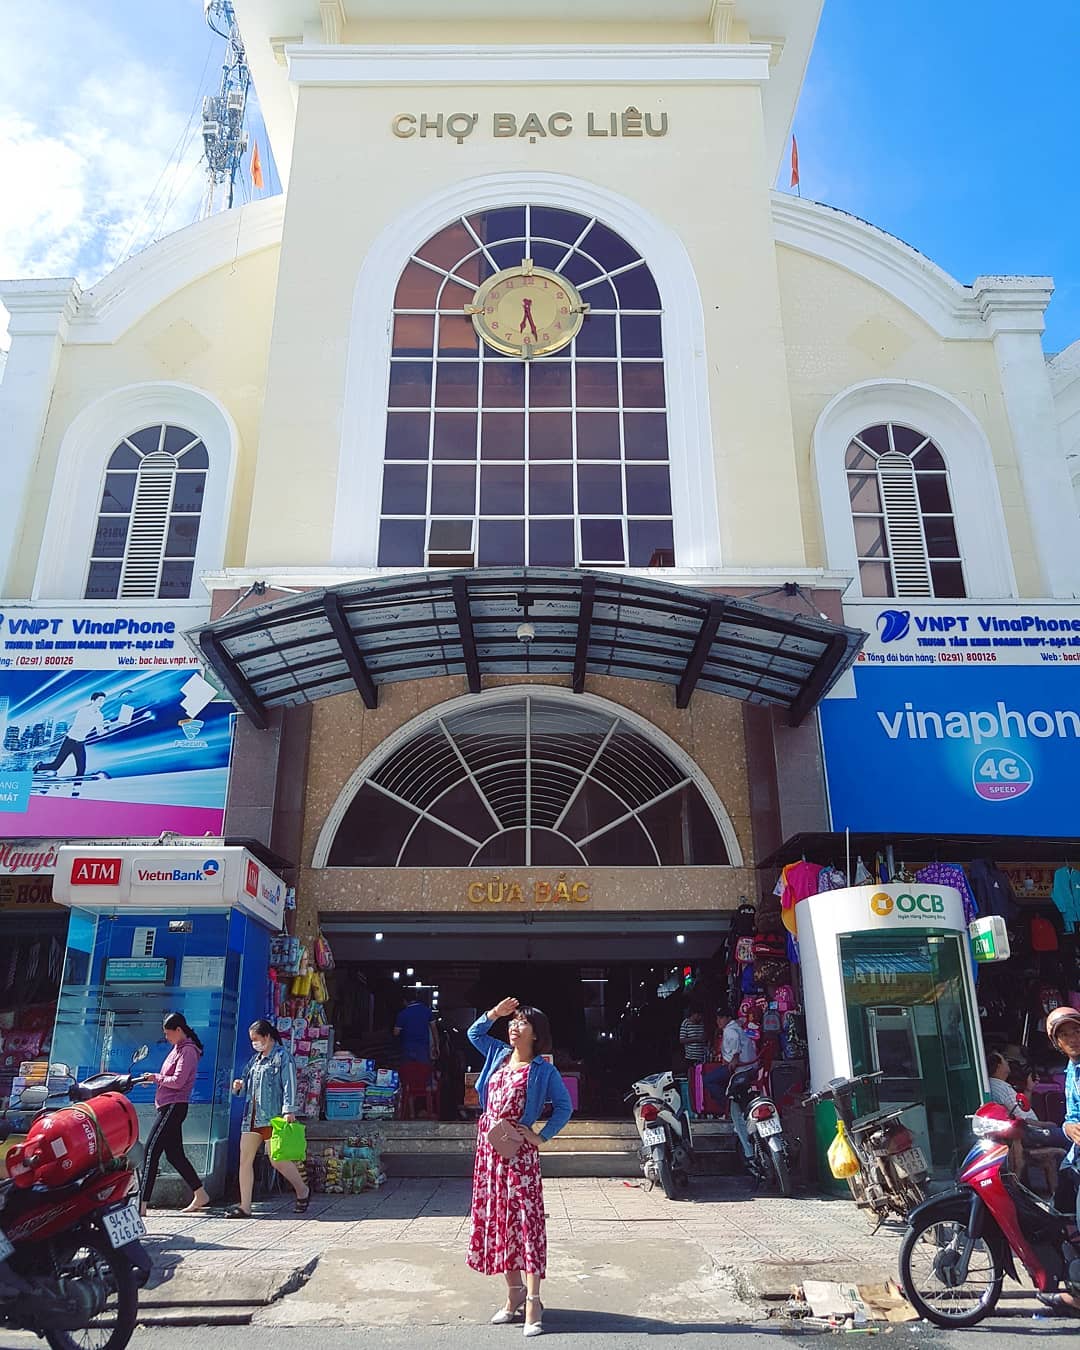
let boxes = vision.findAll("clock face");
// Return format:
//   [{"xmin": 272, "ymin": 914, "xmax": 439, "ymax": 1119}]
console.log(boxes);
[{"xmin": 466, "ymin": 261, "xmax": 588, "ymax": 358}]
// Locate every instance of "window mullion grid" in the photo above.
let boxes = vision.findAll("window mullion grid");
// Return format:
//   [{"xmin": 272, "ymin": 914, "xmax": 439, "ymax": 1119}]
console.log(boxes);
[
  {"xmin": 462, "ymin": 214, "xmax": 498, "ymax": 272},
  {"xmin": 438, "ymin": 719, "xmax": 502, "ymax": 831},
  {"xmin": 369, "ymin": 777, "xmax": 483, "ymax": 853},
  {"xmin": 615, "ymin": 290, "xmax": 629, "ymax": 567},
  {"xmin": 552, "ymin": 718, "xmax": 618, "ymax": 830},
  {"xmin": 525, "ymin": 695, "xmax": 532, "ymax": 866}
]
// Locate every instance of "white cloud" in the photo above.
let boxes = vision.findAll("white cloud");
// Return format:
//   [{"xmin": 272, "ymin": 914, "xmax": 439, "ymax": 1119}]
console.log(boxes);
[{"xmin": 0, "ymin": 3, "xmax": 216, "ymax": 350}]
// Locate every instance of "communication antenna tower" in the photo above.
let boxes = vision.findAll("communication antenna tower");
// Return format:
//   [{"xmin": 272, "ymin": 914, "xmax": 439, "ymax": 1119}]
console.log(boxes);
[{"xmin": 201, "ymin": 0, "xmax": 252, "ymax": 216}]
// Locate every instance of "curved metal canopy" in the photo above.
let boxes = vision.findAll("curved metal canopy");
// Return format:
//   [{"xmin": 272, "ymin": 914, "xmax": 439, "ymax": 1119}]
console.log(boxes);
[{"xmin": 187, "ymin": 568, "xmax": 864, "ymax": 730}]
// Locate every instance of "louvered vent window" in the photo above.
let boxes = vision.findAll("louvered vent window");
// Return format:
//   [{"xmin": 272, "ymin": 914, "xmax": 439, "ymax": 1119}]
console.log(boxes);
[
  {"xmin": 846, "ymin": 423, "xmax": 965, "ymax": 598},
  {"xmin": 85, "ymin": 425, "xmax": 207, "ymax": 600}
]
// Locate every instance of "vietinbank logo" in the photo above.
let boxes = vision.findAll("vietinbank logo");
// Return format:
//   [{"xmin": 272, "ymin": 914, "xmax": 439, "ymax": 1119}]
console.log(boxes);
[
  {"xmin": 133, "ymin": 857, "xmax": 223, "ymax": 884},
  {"xmin": 869, "ymin": 891, "xmax": 946, "ymax": 920}
]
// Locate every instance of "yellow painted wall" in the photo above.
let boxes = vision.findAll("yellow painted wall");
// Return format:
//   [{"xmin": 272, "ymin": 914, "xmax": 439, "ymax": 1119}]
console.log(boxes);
[
  {"xmin": 247, "ymin": 79, "xmax": 807, "ymax": 569},
  {"xmin": 9, "ymin": 246, "xmax": 280, "ymax": 596},
  {"xmin": 775, "ymin": 244, "xmax": 1043, "ymax": 596}
]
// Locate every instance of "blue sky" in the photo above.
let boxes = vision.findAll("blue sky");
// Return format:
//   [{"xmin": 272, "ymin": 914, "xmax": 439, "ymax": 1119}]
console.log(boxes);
[
  {"xmin": 1, "ymin": 1, "xmax": 1075, "ymax": 353},
  {"xmin": 796, "ymin": 0, "xmax": 1078, "ymax": 353}
]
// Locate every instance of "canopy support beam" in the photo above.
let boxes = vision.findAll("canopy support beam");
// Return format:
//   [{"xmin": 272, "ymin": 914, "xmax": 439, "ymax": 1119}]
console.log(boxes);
[
  {"xmin": 198, "ymin": 630, "xmax": 268, "ymax": 730},
  {"xmin": 323, "ymin": 592, "xmax": 378, "ymax": 710},
  {"xmin": 573, "ymin": 574, "xmax": 596, "ymax": 694},
  {"xmin": 676, "ymin": 598, "xmax": 727, "ymax": 709},
  {"xmin": 452, "ymin": 575, "xmax": 481, "ymax": 693}
]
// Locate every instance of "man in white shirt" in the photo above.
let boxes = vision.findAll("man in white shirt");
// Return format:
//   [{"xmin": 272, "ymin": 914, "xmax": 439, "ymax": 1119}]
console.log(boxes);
[{"xmin": 34, "ymin": 692, "xmax": 108, "ymax": 779}]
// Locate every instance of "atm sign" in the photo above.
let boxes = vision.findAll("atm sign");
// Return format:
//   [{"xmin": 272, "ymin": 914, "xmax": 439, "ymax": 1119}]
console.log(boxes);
[
  {"xmin": 245, "ymin": 859, "xmax": 260, "ymax": 898},
  {"xmin": 70, "ymin": 857, "xmax": 122, "ymax": 886}
]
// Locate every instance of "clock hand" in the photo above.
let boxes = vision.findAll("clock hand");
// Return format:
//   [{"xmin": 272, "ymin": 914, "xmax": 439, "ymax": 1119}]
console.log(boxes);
[{"xmin": 519, "ymin": 297, "xmax": 538, "ymax": 339}]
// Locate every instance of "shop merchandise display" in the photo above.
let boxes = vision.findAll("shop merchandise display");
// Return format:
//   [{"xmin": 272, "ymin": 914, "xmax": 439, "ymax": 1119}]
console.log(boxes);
[{"xmin": 307, "ymin": 1131, "xmax": 386, "ymax": 1194}]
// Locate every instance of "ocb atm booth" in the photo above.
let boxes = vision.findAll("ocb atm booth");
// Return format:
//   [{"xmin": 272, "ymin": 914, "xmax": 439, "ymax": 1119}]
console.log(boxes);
[{"xmin": 50, "ymin": 844, "xmax": 286, "ymax": 1200}]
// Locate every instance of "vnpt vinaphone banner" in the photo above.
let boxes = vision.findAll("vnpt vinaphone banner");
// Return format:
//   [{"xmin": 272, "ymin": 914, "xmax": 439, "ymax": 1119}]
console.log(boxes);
[
  {"xmin": 0, "ymin": 606, "xmax": 233, "ymax": 838},
  {"xmin": 820, "ymin": 602, "xmax": 1080, "ymax": 835}
]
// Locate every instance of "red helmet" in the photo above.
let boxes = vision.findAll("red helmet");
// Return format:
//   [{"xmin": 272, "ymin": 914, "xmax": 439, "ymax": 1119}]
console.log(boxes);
[{"xmin": 1046, "ymin": 1006, "xmax": 1080, "ymax": 1045}]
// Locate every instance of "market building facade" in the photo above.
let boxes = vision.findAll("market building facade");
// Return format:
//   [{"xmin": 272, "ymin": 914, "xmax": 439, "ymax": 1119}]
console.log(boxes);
[{"xmin": 3, "ymin": 0, "xmax": 1080, "ymax": 1160}]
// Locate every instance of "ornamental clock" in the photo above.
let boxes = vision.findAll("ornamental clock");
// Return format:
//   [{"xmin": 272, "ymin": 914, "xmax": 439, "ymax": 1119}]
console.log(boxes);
[{"xmin": 465, "ymin": 258, "xmax": 589, "ymax": 358}]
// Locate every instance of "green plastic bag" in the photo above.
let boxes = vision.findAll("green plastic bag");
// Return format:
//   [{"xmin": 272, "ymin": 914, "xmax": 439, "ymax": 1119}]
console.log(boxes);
[{"xmin": 268, "ymin": 1117, "xmax": 306, "ymax": 1163}]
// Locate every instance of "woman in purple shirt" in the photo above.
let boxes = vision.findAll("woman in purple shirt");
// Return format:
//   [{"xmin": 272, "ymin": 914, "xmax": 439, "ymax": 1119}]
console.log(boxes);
[{"xmin": 138, "ymin": 1012, "xmax": 209, "ymax": 1215}]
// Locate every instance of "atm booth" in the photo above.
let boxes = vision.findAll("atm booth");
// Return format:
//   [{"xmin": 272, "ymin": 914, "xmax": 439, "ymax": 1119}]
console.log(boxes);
[
  {"xmin": 797, "ymin": 884, "xmax": 987, "ymax": 1182},
  {"xmin": 50, "ymin": 844, "xmax": 286, "ymax": 1200}
]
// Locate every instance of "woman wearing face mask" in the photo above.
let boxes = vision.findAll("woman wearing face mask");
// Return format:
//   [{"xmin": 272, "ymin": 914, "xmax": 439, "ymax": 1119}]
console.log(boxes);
[
  {"xmin": 467, "ymin": 996, "xmax": 573, "ymax": 1338},
  {"xmin": 228, "ymin": 1019, "xmax": 310, "ymax": 1218},
  {"xmin": 137, "ymin": 1012, "xmax": 209, "ymax": 1216}
]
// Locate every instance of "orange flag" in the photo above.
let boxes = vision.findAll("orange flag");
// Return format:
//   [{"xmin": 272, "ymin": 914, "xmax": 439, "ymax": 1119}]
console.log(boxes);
[
  {"xmin": 251, "ymin": 140, "xmax": 264, "ymax": 190},
  {"xmin": 790, "ymin": 135, "xmax": 800, "ymax": 191}
]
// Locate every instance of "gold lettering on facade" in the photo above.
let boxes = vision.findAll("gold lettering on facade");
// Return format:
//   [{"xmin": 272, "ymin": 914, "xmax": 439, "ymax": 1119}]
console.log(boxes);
[
  {"xmin": 394, "ymin": 112, "xmax": 669, "ymax": 143},
  {"xmin": 465, "ymin": 876, "xmax": 591, "ymax": 905}
]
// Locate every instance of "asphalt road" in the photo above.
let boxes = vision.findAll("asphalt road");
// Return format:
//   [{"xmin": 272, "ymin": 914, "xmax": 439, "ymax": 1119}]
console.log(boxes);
[{"xmin": 4, "ymin": 1318, "xmax": 1078, "ymax": 1350}]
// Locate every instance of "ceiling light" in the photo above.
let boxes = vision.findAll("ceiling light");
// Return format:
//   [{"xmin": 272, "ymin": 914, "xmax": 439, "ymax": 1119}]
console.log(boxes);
[
  {"xmin": 415, "ymin": 980, "xmax": 422, "ymax": 988},
  {"xmin": 374, "ymin": 932, "xmax": 384, "ymax": 941},
  {"xmin": 406, "ymin": 967, "xmax": 414, "ymax": 976},
  {"xmin": 675, "ymin": 934, "xmax": 685, "ymax": 944},
  {"xmin": 392, "ymin": 971, "xmax": 400, "ymax": 980}
]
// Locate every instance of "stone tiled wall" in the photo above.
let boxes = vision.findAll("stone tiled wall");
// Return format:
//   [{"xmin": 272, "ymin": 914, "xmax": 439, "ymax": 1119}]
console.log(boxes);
[{"xmin": 293, "ymin": 673, "xmax": 760, "ymax": 938}]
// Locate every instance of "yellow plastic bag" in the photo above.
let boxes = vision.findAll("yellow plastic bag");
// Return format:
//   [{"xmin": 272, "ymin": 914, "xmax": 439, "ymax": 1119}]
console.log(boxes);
[{"xmin": 827, "ymin": 1120, "xmax": 861, "ymax": 1179}]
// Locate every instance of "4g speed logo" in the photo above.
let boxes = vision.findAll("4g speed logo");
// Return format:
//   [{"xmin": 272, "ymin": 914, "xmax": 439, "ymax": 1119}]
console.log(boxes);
[
  {"xmin": 972, "ymin": 747, "xmax": 1034, "ymax": 802},
  {"xmin": 869, "ymin": 891, "xmax": 946, "ymax": 919}
]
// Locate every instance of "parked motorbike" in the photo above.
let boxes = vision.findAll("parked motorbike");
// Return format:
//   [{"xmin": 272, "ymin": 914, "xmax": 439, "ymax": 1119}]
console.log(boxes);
[
  {"xmin": 0, "ymin": 1046, "xmax": 152, "ymax": 1350},
  {"xmin": 626, "ymin": 1070, "xmax": 694, "ymax": 1199},
  {"xmin": 899, "ymin": 1096, "xmax": 1076, "ymax": 1327},
  {"xmin": 804, "ymin": 1069, "xmax": 930, "ymax": 1223},
  {"xmin": 727, "ymin": 1063, "xmax": 794, "ymax": 1196}
]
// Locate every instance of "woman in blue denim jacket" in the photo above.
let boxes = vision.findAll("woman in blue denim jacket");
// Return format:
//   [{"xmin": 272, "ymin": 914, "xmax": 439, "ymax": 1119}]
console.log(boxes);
[
  {"xmin": 227, "ymin": 1019, "xmax": 310, "ymax": 1217},
  {"xmin": 467, "ymin": 996, "xmax": 573, "ymax": 1337}
]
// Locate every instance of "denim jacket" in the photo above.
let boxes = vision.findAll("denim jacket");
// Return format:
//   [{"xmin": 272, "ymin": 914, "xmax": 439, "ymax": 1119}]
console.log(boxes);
[
  {"xmin": 235, "ymin": 1044, "xmax": 298, "ymax": 1127},
  {"xmin": 467, "ymin": 1016, "xmax": 573, "ymax": 1143}
]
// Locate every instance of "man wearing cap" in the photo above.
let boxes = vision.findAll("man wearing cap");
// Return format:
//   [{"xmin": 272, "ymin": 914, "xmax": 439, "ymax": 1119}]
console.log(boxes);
[{"xmin": 1039, "ymin": 1007, "xmax": 1080, "ymax": 1315}]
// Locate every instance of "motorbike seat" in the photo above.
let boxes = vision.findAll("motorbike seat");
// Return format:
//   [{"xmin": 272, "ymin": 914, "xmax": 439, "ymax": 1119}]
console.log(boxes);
[{"xmin": 851, "ymin": 1106, "xmax": 917, "ymax": 1132}]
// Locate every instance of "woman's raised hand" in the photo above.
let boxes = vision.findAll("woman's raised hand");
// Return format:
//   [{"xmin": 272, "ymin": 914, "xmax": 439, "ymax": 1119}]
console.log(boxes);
[{"xmin": 489, "ymin": 996, "xmax": 519, "ymax": 1020}]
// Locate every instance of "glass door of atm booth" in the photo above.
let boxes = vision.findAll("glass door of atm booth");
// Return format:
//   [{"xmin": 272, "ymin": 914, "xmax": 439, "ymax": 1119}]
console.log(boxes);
[
  {"xmin": 839, "ymin": 931, "xmax": 982, "ymax": 1171},
  {"xmin": 51, "ymin": 905, "xmax": 270, "ymax": 1199}
]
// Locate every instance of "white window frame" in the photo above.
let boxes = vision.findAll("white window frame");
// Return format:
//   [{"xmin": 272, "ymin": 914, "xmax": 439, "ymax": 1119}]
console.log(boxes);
[
  {"xmin": 813, "ymin": 379, "xmax": 1017, "ymax": 599},
  {"xmin": 333, "ymin": 170, "xmax": 721, "ymax": 570},
  {"xmin": 33, "ymin": 382, "xmax": 238, "ymax": 601},
  {"xmin": 312, "ymin": 685, "xmax": 743, "ymax": 868}
]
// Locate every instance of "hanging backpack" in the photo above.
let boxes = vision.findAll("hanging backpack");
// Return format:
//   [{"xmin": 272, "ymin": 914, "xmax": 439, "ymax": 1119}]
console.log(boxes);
[{"xmin": 762, "ymin": 1006, "xmax": 782, "ymax": 1037}]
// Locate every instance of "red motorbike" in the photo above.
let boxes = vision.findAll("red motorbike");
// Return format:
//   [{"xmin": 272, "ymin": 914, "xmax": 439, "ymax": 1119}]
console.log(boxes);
[
  {"xmin": 899, "ymin": 1096, "xmax": 1078, "ymax": 1327},
  {"xmin": 0, "ymin": 1049, "xmax": 152, "ymax": 1350}
]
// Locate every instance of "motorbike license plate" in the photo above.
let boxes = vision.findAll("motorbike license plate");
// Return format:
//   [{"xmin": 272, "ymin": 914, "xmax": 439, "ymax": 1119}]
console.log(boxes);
[
  {"xmin": 893, "ymin": 1147, "xmax": 927, "ymax": 1177},
  {"xmin": 641, "ymin": 1126, "xmax": 666, "ymax": 1147},
  {"xmin": 757, "ymin": 1116, "xmax": 782, "ymax": 1137},
  {"xmin": 102, "ymin": 1203, "xmax": 146, "ymax": 1250},
  {"xmin": 0, "ymin": 1227, "xmax": 12, "ymax": 1261}
]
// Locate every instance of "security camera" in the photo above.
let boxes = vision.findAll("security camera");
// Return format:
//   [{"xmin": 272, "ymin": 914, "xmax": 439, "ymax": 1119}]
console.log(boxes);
[{"xmin": 516, "ymin": 622, "xmax": 536, "ymax": 644}]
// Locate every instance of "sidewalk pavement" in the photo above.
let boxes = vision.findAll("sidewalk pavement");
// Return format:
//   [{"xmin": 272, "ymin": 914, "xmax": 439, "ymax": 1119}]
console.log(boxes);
[{"xmin": 138, "ymin": 1176, "xmax": 909, "ymax": 1327}]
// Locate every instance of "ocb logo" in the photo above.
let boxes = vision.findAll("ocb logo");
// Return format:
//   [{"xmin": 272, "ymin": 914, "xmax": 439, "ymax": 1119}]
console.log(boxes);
[
  {"xmin": 870, "ymin": 890, "xmax": 945, "ymax": 918},
  {"xmin": 870, "ymin": 892, "xmax": 894, "ymax": 917}
]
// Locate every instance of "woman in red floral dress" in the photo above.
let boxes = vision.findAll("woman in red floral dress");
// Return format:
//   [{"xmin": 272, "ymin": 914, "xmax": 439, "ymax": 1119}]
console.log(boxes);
[{"xmin": 468, "ymin": 996, "xmax": 573, "ymax": 1337}]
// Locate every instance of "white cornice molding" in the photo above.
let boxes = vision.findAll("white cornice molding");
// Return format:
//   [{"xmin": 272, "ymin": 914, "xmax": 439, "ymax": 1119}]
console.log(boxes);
[
  {"xmin": 1049, "ymin": 338, "xmax": 1080, "ymax": 392},
  {"xmin": 771, "ymin": 193, "xmax": 986, "ymax": 340},
  {"xmin": 973, "ymin": 275, "xmax": 1054, "ymax": 338},
  {"xmin": 58, "ymin": 196, "xmax": 286, "ymax": 345},
  {"xmin": 0, "ymin": 279, "xmax": 81, "ymax": 338},
  {"xmin": 286, "ymin": 42, "xmax": 772, "ymax": 86}
]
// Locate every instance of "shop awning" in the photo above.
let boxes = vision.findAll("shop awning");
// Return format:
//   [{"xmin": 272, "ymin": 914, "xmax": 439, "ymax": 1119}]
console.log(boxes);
[
  {"xmin": 187, "ymin": 568, "xmax": 864, "ymax": 730},
  {"xmin": 759, "ymin": 831, "xmax": 1080, "ymax": 870}
]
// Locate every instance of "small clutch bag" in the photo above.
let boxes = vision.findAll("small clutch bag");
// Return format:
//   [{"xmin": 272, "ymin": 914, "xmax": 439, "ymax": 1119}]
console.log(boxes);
[{"xmin": 486, "ymin": 1118, "xmax": 524, "ymax": 1160}]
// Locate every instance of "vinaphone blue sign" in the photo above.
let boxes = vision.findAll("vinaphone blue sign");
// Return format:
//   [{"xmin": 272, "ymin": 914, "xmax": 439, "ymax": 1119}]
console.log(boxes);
[{"xmin": 820, "ymin": 602, "xmax": 1080, "ymax": 836}]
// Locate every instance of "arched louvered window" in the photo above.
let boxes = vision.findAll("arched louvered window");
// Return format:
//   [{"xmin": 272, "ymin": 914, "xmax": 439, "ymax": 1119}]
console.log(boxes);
[
  {"xmin": 85, "ymin": 424, "xmax": 207, "ymax": 599},
  {"xmin": 846, "ymin": 423, "xmax": 966, "ymax": 598}
]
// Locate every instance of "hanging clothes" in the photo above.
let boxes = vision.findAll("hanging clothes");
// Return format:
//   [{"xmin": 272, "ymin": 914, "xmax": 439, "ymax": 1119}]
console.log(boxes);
[
  {"xmin": 968, "ymin": 859, "xmax": 1017, "ymax": 921},
  {"xmin": 915, "ymin": 862, "xmax": 978, "ymax": 927},
  {"xmin": 818, "ymin": 866, "xmax": 847, "ymax": 891},
  {"xmin": 1051, "ymin": 867, "xmax": 1080, "ymax": 934}
]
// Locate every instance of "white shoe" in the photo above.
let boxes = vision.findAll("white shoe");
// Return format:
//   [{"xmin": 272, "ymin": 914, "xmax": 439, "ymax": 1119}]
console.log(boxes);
[
  {"xmin": 523, "ymin": 1295, "xmax": 544, "ymax": 1337},
  {"xmin": 491, "ymin": 1285, "xmax": 527, "ymax": 1324}
]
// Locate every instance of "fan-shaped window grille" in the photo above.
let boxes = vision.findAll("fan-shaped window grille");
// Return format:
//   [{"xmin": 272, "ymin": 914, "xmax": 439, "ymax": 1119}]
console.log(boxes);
[
  {"xmin": 846, "ymin": 423, "xmax": 965, "ymax": 599},
  {"xmin": 85, "ymin": 424, "xmax": 207, "ymax": 600},
  {"xmin": 379, "ymin": 205, "xmax": 674, "ymax": 571},
  {"xmin": 328, "ymin": 693, "xmax": 730, "ymax": 867}
]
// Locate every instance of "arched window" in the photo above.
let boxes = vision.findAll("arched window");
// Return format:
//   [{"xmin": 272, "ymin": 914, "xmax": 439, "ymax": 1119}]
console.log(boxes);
[
  {"xmin": 846, "ymin": 422, "xmax": 965, "ymax": 598},
  {"xmin": 378, "ymin": 206, "xmax": 674, "ymax": 570},
  {"xmin": 325, "ymin": 691, "xmax": 732, "ymax": 868},
  {"xmin": 85, "ymin": 424, "xmax": 207, "ymax": 599}
]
